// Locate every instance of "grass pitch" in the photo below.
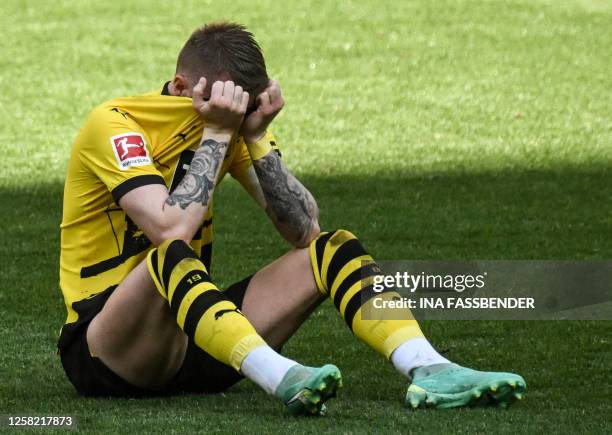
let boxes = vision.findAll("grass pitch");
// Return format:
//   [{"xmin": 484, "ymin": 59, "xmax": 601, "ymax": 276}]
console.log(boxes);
[{"xmin": 1, "ymin": 0, "xmax": 611, "ymax": 433}]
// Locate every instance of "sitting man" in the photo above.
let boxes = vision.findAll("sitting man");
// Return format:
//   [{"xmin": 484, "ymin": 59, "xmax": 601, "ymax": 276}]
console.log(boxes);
[{"xmin": 58, "ymin": 22, "xmax": 526, "ymax": 414}]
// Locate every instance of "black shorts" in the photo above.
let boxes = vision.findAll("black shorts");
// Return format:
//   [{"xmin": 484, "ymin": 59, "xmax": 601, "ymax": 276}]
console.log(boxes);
[{"xmin": 58, "ymin": 275, "xmax": 253, "ymax": 397}]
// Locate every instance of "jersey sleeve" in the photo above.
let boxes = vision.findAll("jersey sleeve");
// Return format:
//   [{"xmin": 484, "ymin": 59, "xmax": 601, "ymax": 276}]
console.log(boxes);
[
  {"xmin": 78, "ymin": 106, "xmax": 166, "ymax": 204},
  {"xmin": 228, "ymin": 130, "xmax": 281, "ymax": 186}
]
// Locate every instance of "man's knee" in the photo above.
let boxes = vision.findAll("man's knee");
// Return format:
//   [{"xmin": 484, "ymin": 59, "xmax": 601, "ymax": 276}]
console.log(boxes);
[
  {"xmin": 157, "ymin": 238, "xmax": 199, "ymax": 261},
  {"xmin": 329, "ymin": 229, "xmax": 359, "ymax": 243},
  {"xmin": 309, "ymin": 229, "xmax": 362, "ymax": 254},
  {"xmin": 309, "ymin": 229, "xmax": 364, "ymax": 266}
]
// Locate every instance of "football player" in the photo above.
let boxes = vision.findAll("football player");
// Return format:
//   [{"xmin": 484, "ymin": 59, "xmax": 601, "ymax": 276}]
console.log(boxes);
[{"xmin": 58, "ymin": 23, "xmax": 525, "ymax": 414}]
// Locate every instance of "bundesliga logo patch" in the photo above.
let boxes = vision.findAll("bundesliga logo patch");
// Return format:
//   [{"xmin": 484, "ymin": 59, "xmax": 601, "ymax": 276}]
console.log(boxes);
[{"xmin": 110, "ymin": 132, "xmax": 152, "ymax": 170}]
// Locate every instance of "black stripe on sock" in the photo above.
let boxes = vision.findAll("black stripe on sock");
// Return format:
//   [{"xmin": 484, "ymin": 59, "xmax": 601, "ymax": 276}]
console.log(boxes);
[
  {"xmin": 150, "ymin": 249, "xmax": 161, "ymax": 287},
  {"xmin": 200, "ymin": 242, "xmax": 213, "ymax": 274},
  {"xmin": 326, "ymin": 238, "xmax": 367, "ymax": 290},
  {"xmin": 332, "ymin": 263, "xmax": 380, "ymax": 310},
  {"xmin": 169, "ymin": 268, "xmax": 211, "ymax": 317},
  {"xmin": 343, "ymin": 284, "xmax": 393, "ymax": 331},
  {"xmin": 183, "ymin": 290, "xmax": 227, "ymax": 338},
  {"xmin": 314, "ymin": 232, "xmax": 335, "ymax": 277},
  {"xmin": 162, "ymin": 240, "xmax": 199, "ymax": 290}
]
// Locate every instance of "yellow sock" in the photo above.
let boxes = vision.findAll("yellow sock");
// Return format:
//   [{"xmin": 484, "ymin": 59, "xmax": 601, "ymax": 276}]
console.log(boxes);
[
  {"xmin": 309, "ymin": 230, "xmax": 425, "ymax": 359},
  {"xmin": 147, "ymin": 239, "xmax": 265, "ymax": 371}
]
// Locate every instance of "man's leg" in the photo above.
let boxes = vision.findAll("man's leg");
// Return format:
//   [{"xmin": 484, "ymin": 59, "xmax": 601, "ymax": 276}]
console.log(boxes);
[
  {"xmin": 86, "ymin": 260, "xmax": 188, "ymax": 389},
  {"xmin": 239, "ymin": 245, "xmax": 327, "ymax": 350},
  {"xmin": 87, "ymin": 239, "xmax": 340, "ymax": 415},
  {"xmin": 306, "ymin": 229, "xmax": 527, "ymax": 409},
  {"xmin": 209, "ymin": 229, "xmax": 525, "ymax": 410},
  {"xmin": 221, "ymin": 230, "xmax": 525, "ymax": 410}
]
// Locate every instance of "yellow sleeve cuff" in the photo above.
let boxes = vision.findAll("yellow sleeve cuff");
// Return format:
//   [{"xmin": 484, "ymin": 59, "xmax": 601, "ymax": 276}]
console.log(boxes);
[{"xmin": 246, "ymin": 131, "xmax": 275, "ymax": 161}]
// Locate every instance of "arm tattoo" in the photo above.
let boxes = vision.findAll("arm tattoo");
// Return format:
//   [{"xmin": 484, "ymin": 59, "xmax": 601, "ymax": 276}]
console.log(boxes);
[
  {"xmin": 165, "ymin": 138, "xmax": 227, "ymax": 210},
  {"xmin": 253, "ymin": 151, "xmax": 317, "ymax": 243}
]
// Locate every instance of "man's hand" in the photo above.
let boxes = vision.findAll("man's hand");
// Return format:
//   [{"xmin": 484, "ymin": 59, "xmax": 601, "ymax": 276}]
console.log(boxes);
[
  {"xmin": 192, "ymin": 77, "xmax": 250, "ymax": 136},
  {"xmin": 241, "ymin": 80, "xmax": 284, "ymax": 144}
]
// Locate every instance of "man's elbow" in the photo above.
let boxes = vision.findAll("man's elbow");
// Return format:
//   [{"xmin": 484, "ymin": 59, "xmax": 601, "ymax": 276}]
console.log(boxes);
[
  {"xmin": 293, "ymin": 219, "xmax": 321, "ymax": 249},
  {"xmin": 153, "ymin": 223, "xmax": 194, "ymax": 246},
  {"xmin": 308, "ymin": 220, "xmax": 321, "ymax": 242}
]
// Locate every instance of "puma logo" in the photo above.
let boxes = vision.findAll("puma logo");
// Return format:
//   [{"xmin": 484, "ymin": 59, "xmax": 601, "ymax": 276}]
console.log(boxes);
[
  {"xmin": 174, "ymin": 125, "xmax": 197, "ymax": 142},
  {"xmin": 111, "ymin": 107, "xmax": 129, "ymax": 119},
  {"xmin": 214, "ymin": 308, "xmax": 243, "ymax": 320}
]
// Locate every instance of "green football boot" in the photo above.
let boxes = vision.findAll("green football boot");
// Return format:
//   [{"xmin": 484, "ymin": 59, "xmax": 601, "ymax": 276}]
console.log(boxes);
[
  {"xmin": 275, "ymin": 364, "xmax": 342, "ymax": 416},
  {"xmin": 406, "ymin": 363, "xmax": 526, "ymax": 409}
]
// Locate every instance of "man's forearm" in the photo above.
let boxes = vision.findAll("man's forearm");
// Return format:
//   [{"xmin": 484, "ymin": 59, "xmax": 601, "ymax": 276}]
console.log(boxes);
[
  {"xmin": 166, "ymin": 138, "xmax": 227, "ymax": 209},
  {"xmin": 160, "ymin": 136, "xmax": 228, "ymax": 241},
  {"xmin": 252, "ymin": 150, "xmax": 320, "ymax": 247}
]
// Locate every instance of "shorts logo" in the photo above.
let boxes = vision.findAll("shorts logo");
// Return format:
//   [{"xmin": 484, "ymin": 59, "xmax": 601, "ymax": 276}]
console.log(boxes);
[{"xmin": 110, "ymin": 132, "xmax": 152, "ymax": 170}]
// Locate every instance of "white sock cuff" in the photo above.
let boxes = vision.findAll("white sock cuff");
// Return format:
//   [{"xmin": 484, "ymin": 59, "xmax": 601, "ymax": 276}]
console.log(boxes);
[
  {"xmin": 240, "ymin": 345, "xmax": 298, "ymax": 395},
  {"xmin": 390, "ymin": 337, "xmax": 450, "ymax": 378}
]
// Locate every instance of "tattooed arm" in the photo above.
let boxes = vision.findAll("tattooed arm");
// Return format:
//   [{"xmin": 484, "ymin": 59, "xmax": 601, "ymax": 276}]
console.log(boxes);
[
  {"xmin": 117, "ymin": 77, "xmax": 249, "ymax": 245},
  {"xmin": 239, "ymin": 80, "xmax": 320, "ymax": 247},
  {"xmin": 117, "ymin": 135, "xmax": 229, "ymax": 245},
  {"xmin": 252, "ymin": 150, "xmax": 320, "ymax": 248}
]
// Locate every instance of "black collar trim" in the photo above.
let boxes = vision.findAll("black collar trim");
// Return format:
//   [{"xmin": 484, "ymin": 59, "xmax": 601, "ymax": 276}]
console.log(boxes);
[{"xmin": 161, "ymin": 81, "xmax": 171, "ymax": 96}]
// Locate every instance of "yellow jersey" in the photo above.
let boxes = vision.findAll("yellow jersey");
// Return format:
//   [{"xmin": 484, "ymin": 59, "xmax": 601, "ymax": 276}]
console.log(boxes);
[{"xmin": 59, "ymin": 83, "xmax": 276, "ymax": 332}]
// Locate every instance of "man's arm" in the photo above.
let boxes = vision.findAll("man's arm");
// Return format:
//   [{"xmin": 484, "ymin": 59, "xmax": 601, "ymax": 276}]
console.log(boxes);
[
  {"xmin": 240, "ymin": 80, "xmax": 320, "ymax": 248},
  {"xmin": 119, "ymin": 78, "xmax": 249, "ymax": 245},
  {"xmin": 252, "ymin": 150, "xmax": 320, "ymax": 248}
]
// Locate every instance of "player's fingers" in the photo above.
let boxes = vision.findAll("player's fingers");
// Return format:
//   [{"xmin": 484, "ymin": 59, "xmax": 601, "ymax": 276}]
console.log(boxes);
[
  {"xmin": 267, "ymin": 80, "xmax": 284, "ymax": 111},
  {"xmin": 210, "ymin": 80, "xmax": 224, "ymax": 101},
  {"xmin": 192, "ymin": 77, "xmax": 207, "ymax": 101},
  {"xmin": 271, "ymin": 93, "xmax": 284, "ymax": 112},
  {"xmin": 257, "ymin": 92, "xmax": 272, "ymax": 112},
  {"xmin": 222, "ymin": 81, "xmax": 235, "ymax": 102},
  {"xmin": 233, "ymin": 85, "xmax": 244, "ymax": 107},
  {"xmin": 240, "ymin": 91, "xmax": 250, "ymax": 113},
  {"xmin": 268, "ymin": 80, "xmax": 282, "ymax": 101}
]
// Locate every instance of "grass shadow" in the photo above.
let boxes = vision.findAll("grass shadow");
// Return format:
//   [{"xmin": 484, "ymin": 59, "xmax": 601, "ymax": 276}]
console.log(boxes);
[{"xmin": 0, "ymin": 166, "xmax": 610, "ymax": 430}]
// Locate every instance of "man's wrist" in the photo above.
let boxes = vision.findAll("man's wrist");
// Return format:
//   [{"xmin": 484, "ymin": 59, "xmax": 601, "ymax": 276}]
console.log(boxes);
[
  {"xmin": 246, "ymin": 131, "xmax": 274, "ymax": 161},
  {"xmin": 202, "ymin": 127, "xmax": 232, "ymax": 144},
  {"xmin": 243, "ymin": 131, "xmax": 267, "ymax": 145}
]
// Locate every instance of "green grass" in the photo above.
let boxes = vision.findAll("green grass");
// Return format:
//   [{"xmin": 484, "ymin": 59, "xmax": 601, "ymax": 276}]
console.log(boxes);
[{"xmin": 1, "ymin": 0, "xmax": 611, "ymax": 433}]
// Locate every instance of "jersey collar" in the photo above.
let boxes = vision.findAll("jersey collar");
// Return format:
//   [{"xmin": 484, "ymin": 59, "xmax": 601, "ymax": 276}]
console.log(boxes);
[{"xmin": 161, "ymin": 81, "xmax": 171, "ymax": 96}]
